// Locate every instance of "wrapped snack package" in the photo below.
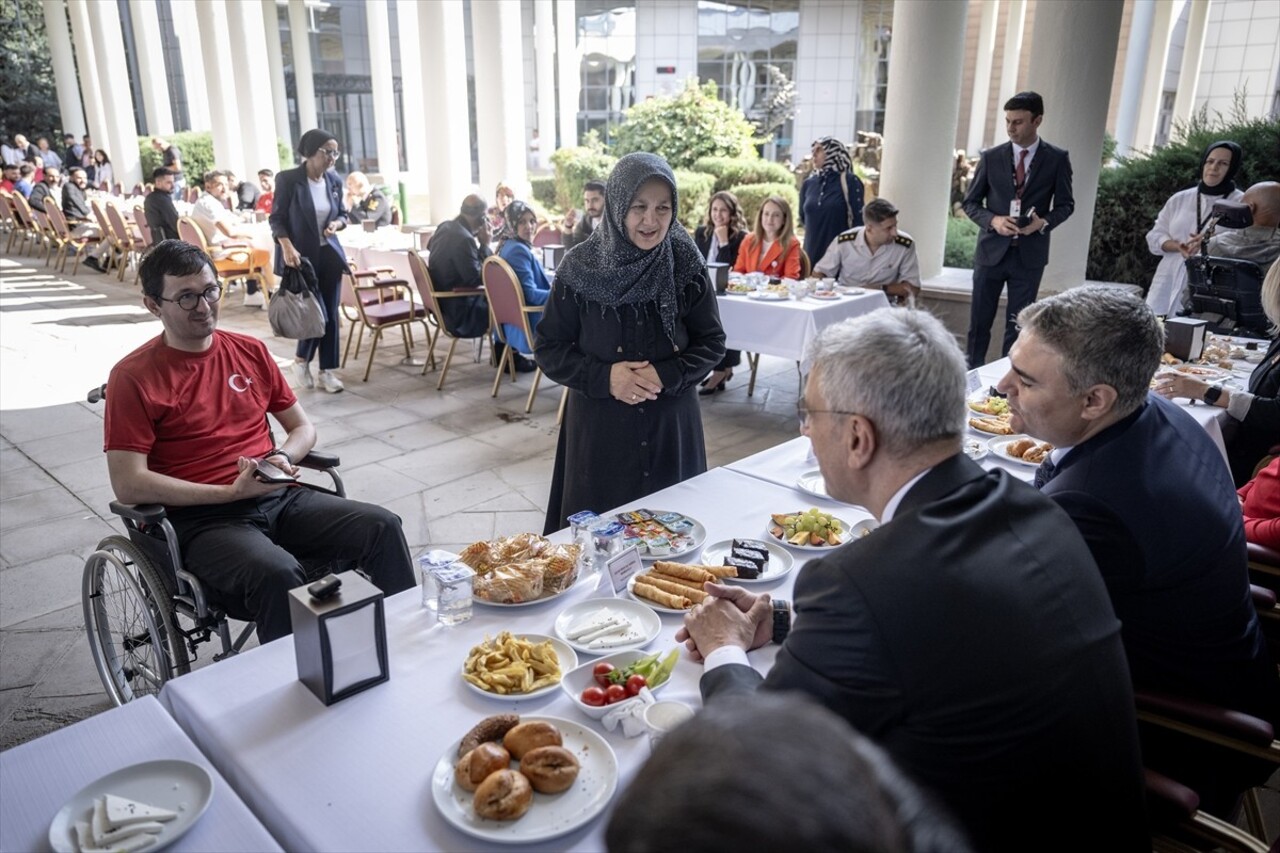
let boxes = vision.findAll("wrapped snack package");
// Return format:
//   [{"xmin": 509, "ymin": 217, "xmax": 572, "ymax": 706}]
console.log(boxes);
[{"xmin": 473, "ymin": 562, "xmax": 545, "ymax": 604}]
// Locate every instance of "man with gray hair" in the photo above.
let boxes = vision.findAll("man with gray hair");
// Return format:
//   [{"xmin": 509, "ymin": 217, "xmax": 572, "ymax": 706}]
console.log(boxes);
[
  {"xmin": 426, "ymin": 193, "xmax": 493, "ymax": 338},
  {"xmin": 679, "ymin": 308, "xmax": 1146, "ymax": 851},
  {"xmin": 998, "ymin": 285, "xmax": 1279, "ymax": 809}
]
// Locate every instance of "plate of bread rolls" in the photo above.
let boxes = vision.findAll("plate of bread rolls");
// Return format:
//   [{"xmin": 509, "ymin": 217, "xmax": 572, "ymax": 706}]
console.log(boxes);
[{"xmin": 988, "ymin": 436, "xmax": 1055, "ymax": 467}]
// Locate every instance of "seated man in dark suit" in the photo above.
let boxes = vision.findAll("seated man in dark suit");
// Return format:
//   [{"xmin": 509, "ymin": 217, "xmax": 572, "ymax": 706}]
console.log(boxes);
[
  {"xmin": 607, "ymin": 692, "xmax": 972, "ymax": 853},
  {"xmin": 560, "ymin": 180, "xmax": 604, "ymax": 249},
  {"xmin": 679, "ymin": 308, "xmax": 1147, "ymax": 852},
  {"xmin": 998, "ymin": 285, "xmax": 1280, "ymax": 810},
  {"xmin": 426, "ymin": 194, "xmax": 492, "ymax": 338}
]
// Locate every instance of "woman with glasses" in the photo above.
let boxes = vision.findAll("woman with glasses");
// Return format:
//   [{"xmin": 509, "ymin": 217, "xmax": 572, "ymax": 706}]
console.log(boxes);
[{"xmin": 270, "ymin": 129, "xmax": 350, "ymax": 393}]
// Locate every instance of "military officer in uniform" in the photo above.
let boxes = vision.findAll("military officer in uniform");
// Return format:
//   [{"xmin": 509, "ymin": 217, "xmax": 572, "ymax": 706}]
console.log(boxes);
[{"xmin": 813, "ymin": 197, "xmax": 921, "ymax": 304}]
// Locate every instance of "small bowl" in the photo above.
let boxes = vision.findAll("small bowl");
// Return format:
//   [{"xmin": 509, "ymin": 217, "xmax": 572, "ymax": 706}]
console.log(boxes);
[
  {"xmin": 643, "ymin": 701, "xmax": 695, "ymax": 746},
  {"xmin": 560, "ymin": 649, "xmax": 670, "ymax": 719}
]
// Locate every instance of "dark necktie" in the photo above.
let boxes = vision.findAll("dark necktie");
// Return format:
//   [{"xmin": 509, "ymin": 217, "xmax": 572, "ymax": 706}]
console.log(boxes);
[
  {"xmin": 1033, "ymin": 455, "xmax": 1057, "ymax": 490},
  {"xmin": 1015, "ymin": 149, "xmax": 1028, "ymax": 198}
]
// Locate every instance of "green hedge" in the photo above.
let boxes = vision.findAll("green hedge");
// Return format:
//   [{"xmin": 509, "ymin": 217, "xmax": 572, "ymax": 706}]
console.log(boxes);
[
  {"xmin": 137, "ymin": 131, "xmax": 290, "ymax": 185},
  {"xmin": 1087, "ymin": 110, "xmax": 1280, "ymax": 285},
  {"xmin": 729, "ymin": 182, "xmax": 800, "ymax": 231},
  {"xmin": 610, "ymin": 80, "xmax": 761, "ymax": 170},
  {"xmin": 944, "ymin": 214, "xmax": 978, "ymax": 269},
  {"xmin": 549, "ymin": 145, "xmax": 616, "ymax": 213},
  {"xmin": 530, "ymin": 175, "xmax": 558, "ymax": 210},
  {"xmin": 673, "ymin": 170, "xmax": 716, "ymax": 231},
  {"xmin": 692, "ymin": 157, "xmax": 796, "ymax": 193}
]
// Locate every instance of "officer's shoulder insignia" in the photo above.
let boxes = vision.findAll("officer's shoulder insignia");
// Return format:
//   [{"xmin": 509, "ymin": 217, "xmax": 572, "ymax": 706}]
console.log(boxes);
[
  {"xmin": 894, "ymin": 235, "xmax": 913, "ymax": 247},
  {"xmin": 838, "ymin": 228, "xmax": 863, "ymax": 243}
]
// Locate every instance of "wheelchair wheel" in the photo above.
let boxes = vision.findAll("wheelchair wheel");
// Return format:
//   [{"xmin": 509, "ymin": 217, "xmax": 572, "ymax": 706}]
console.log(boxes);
[{"xmin": 82, "ymin": 535, "xmax": 190, "ymax": 705}]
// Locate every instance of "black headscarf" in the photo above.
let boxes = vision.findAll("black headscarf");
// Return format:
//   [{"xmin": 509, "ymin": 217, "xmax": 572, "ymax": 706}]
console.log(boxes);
[
  {"xmin": 297, "ymin": 129, "xmax": 337, "ymax": 159},
  {"xmin": 553, "ymin": 152, "xmax": 706, "ymax": 344},
  {"xmin": 1197, "ymin": 140, "xmax": 1242, "ymax": 197}
]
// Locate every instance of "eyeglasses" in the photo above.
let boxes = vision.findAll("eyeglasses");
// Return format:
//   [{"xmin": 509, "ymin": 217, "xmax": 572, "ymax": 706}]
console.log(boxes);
[
  {"xmin": 157, "ymin": 285, "xmax": 222, "ymax": 311},
  {"xmin": 321, "ymin": 148, "xmax": 341, "ymax": 159},
  {"xmin": 796, "ymin": 400, "xmax": 860, "ymax": 426}
]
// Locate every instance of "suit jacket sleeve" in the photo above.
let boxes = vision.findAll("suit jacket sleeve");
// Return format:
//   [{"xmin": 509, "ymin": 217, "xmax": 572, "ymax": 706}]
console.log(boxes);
[
  {"xmin": 758, "ymin": 553, "xmax": 905, "ymax": 738},
  {"xmin": 962, "ymin": 152, "xmax": 996, "ymax": 231},
  {"xmin": 1043, "ymin": 149, "xmax": 1075, "ymax": 231},
  {"xmin": 1047, "ymin": 488, "xmax": 1145, "ymax": 599}
]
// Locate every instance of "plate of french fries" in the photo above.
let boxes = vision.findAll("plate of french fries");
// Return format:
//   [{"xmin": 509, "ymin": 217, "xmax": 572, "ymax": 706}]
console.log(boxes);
[
  {"xmin": 625, "ymin": 561, "xmax": 737, "ymax": 613},
  {"xmin": 461, "ymin": 632, "xmax": 577, "ymax": 701}
]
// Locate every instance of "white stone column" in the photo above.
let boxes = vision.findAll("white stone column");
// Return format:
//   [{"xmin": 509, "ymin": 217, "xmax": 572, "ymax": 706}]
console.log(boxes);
[
  {"xmin": 194, "ymin": 0, "xmax": 246, "ymax": 176},
  {"xmin": 534, "ymin": 0, "xmax": 556, "ymax": 166},
  {"xmin": 997, "ymin": 0, "xmax": 1026, "ymax": 98},
  {"xmin": 397, "ymin": 0, "xmax": 427, "ymax": 185},
  {"xmin": 365, "ymin": 0, "xmax": 399, "ymax": 187},
  {"xmin": 41, "ymin": 0, "xmax": 86, "ymax": 137},
  {"xmin": 419, "ymin": 0, "xmax": 471, "ymax": 223},
  {"xmin": 128, "ymin": 0, "xmax": 174, "ymax": 135},
  {"xmin": 288, "ymin": 0, "xmax": 318, "ymax": 132},
  {"xmin": 227, "ymin": 0, "xmax": 280, "ymax": 175},
  {"xmin": 65, "ymin": 0, "xmax": 106, "ymax": 151},
  {"xmin": 471, "ymin": 0, "xmax": 528, "ymax": 198},
  {"xmin": 966, "ymin": 0, "xmax": 1000, "ymax": 155},
  {"xmin": 1171, "ymin": 0, "xmax": 1212, "ymax": 136},
  {"xmin": 1026, "ymin": 0, "xmax": 1123, "ymax": 292},
  {"xmin": 262, "ymin": 0, "xmax": 293, "ymax": 152},
  {"xmin": 85, "ymin": 0, "xmax": 143, "ymax": 188},
  {"xmin": 1131, "ymin": 0, "xmax": 1176, "ymax": 153},
  {"xmin": 1114, "ymin": 0, "xmax": 1154, "ymax": 158},
  {"xmin": 555, "ymin": 0, "xmax": 578, "ymax": 149},
  {"xmin": 879, "ymin": 0, "xmax": 969, "ymax": 281},
  {"xmin": 171, "ymin": 0, "xmax": 211, "ymax": 130}
]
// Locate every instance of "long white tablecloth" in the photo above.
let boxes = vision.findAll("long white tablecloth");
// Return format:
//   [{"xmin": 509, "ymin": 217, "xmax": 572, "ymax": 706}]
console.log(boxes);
[
  {"xmin": 0, "ymin": 696, "xmax": 281, "ymax": 853},
  {"xmin": 716, "ymin": 289, "xmax": 888, "ymax": 372},
  {"xmin": 159, "ymin": 467, "xmax": 867, "ymax": 852}
]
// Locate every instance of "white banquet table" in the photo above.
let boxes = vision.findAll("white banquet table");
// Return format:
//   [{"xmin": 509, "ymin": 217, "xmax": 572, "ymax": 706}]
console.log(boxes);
[
  {"xmin": 159, "ymin": 467, "xmax": 869, "ymax": 852},
  {"xmin": 716, "ymin": 289, "xmax": 888, "ymax": 373},
  {"xmin": 0, "ymin": 695, "xmax": 281, "ymax": 853}
]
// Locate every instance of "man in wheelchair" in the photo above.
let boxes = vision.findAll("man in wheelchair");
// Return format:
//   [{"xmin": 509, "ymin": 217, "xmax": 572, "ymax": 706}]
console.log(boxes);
[{"xmin": 103, "ymin": 240, "xmax": 416, "ymax": 643}]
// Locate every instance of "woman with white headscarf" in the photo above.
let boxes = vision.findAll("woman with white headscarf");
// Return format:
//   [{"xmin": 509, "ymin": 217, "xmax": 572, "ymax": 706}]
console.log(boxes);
[
  {"xmin": 536, "ymin": 153, "xmax": 727, "ymax": 533},
  {"xmin": 799, "ymin": 136, "xmax": 864, "ymax": 264}
]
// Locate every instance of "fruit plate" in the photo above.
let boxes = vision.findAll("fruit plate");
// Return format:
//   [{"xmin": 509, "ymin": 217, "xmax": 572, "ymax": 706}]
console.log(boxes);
[
  {"xmin": 765, "ymin": 512, "xmax": 853, "ymax": 551},
  {"xmin": 552, "ymin": 599, "xmax": 662, "ymax": 655},
  {"xmin": 48, "ymin": 760, "xmax": 213, "ymax": 853},
  {"xmin": 560, "ymin": 650, "xmax": 673, "ymax": 719},
  {"xmin": 461, "ymin": 635, "xmax": 578, "ymax": 702},
  {"xmin": 431, "ymin": 715, "xmax": 618, "ymax": 844},
  {"xmin": 698, "ymin": 539, "xmax": 795, "ymax": 584}
]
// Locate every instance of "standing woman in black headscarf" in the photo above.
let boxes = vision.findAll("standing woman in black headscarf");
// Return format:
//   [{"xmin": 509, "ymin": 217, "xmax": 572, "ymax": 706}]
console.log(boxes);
[
  {"xmin": 271, "ymin": 128, "xmax": 350, "ymax": 393},
  {"xmin": 536, "ymin": 153, "xmax": 727, "ymax": 533},
  {"xmin": 1145, "ymin": 140, "xmax": 1244, "ymax": 318},
  {"xmin": 799, "ymin": 136, "xmax": 864, "ymax": 264}
]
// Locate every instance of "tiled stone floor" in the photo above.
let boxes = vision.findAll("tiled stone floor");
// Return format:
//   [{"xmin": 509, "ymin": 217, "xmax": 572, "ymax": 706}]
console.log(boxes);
[{"xmin": 0, "ymin": 249, "xmax": 800, "ymax": 748}]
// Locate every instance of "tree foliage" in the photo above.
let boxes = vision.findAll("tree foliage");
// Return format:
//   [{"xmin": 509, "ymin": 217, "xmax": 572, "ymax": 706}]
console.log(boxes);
[
  {"xmin": 1087, "ymin": 102, "xmax": 1280, "ymax": 286},
  {"xmin": 610, "ymin": 79, "xmax": 762, "ymax": 170},
  {"xmin": 549, "ymin": 145, "xmax": 617, "ymax": 213},
  {"xmin": 0, "ymin": 0, "xmax": 62, "ymax": 144},
  {"xmin": 137, "ymin": 132, "xmax": 290, "ymax": 185}
]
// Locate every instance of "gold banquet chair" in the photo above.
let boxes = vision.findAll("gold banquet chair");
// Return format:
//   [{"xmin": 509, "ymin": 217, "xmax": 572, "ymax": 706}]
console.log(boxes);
[{"xmin": 481, "ymin": 256, "xmax": 567, "ymax": 423}]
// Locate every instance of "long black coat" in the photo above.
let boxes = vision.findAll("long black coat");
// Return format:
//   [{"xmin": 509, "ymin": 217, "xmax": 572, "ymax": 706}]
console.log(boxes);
[{"xmin": 535, "ymin": 271, "xmax": 725, "ymax": 533}]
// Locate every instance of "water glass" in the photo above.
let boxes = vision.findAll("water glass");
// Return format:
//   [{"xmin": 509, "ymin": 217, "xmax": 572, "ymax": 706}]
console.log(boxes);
[
  {"xmin": 434, "ymin": 563, "xmax": 476, "ymax": 626},
  {"xmin": 417, "ymin": 550, "xmax": 458, "ymax": 610}
]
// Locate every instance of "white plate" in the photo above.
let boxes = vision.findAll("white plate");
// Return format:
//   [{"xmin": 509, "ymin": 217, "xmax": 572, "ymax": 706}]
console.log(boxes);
[
  {"xmin": 747, "ymin": 290, "xmax": 788, "ymax": 301},
  {"xmin": 967, "ymin": 414, "xmax": 1015, "ymax": 436},
  {"xmin": 697, "ymin": 538, "xmax": 795, "ymax": 584},
  {"xmin": 987, "ymin": 435, "xmax": 1051, "ymax": 468},
  {"xmin": 431, "ymin": 715, "xmax": 618, "ymax": 844},
  {"xmin": 624, "ymin": 576, "xmax": 691, "ymax": 614},
  {"xmin": 462, "ymin": 635, "xmax": 578, "ymax": 701},
  {"xmin": 963, "ymin": 438, "xmax": 989, "ymax": 461},
  {"xmin": 560, "ymin": 650, "xmax": 674, "ymax": 719},
  {"xmin": 553, "ymin": 599, "xmax": 662, "ymax": 655},
  {"xmin": 765, "ymin": 513, "xmax": 853, "ymax": 551},
  {"xmin": 49, "ymin": 760, "xmax": 213, "ymax": 853},
  {"xmin": 795, "ymin": 468, "xmax": 830, "ymax": 500},
  {"xmin": 809, "ymin": 292, "xmax": 841, "ymax": 300},
  {"xmin": 1162, "ymin": 364, "xmax": 1233, "ymax": 381},
  {"xmin": 614, "ymin": 512, "xmax": 707, "ymax": 562},
  {"xmin": 473, "ymin": 582, "xmax": 576, "ymax": 609}
]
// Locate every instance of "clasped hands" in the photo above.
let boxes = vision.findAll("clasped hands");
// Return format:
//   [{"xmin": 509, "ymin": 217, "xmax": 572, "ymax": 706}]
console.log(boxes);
[
  {"xmin": 992, "ymin": 212, "xmax": 1045, "ymax": 238},
  {"xmin": 610, "ymin": 361, "xmax": 663, "ymax": 405},
  {"xmin": 676, "ymin": 583, "xmax": 774, "ymax": 662}
]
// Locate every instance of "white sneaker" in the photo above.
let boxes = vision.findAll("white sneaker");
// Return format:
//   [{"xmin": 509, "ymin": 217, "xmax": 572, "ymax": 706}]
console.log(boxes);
[
  {"xmin": 243, "ymin": 290, "xmax": 265, "ymax": 308},
  {"xmin": 318, "ymin": 370, "xmax": 344, "ymax": 393},
  {"xmin": 293, "ymin": 360, "xmax": 314, "ymax": 389}
]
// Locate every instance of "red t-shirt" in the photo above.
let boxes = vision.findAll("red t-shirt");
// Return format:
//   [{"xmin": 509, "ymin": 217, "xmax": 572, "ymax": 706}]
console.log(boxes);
[
  {"xmin": 104, "ymin": 331, "xmax": 297, "ymax": 485},
  {"xmin": 255, "ymin": 192, "xmax": 274, "ymax": 214}
]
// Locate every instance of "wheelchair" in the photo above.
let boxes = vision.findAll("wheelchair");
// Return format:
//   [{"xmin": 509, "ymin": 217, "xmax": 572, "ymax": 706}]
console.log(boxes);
[{"xmin": 81, "ymin": 384, "xmax": 345, "ymax": 705}]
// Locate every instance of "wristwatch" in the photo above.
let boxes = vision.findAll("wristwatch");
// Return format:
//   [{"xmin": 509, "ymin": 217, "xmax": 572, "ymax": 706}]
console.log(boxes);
[
  {"xmin": 266, "ymin": 449, "xmax": 293, "ymax": 465},
  {"xmin": 1202, "ymin": 385, "xmax": 1224, "ymax": 406},
  {"xmin": 772, "ymin": 599, "xmax": 792, "ymax": 645}
]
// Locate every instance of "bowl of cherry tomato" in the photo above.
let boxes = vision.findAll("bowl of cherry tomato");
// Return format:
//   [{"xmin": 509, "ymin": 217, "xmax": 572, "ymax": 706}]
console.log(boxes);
[{"xmin": 559, "ymin": 649, "xmax": 676, "ymax": 720}]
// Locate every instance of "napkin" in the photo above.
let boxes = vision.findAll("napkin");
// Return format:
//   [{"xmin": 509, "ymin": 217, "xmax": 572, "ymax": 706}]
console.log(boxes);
[{"xmin": 601, "ymin": 687, "xmax": 655, "ymax": 738}]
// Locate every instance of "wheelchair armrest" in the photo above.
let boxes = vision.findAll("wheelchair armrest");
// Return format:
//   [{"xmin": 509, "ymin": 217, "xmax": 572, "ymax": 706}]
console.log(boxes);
[
  {"xmin": 108, "ymin": 501, "xmax": 168, "ymax": 525},
  {"xmin": 299, "ymin": 450, "xmax": 340, "ymax": 469}
]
